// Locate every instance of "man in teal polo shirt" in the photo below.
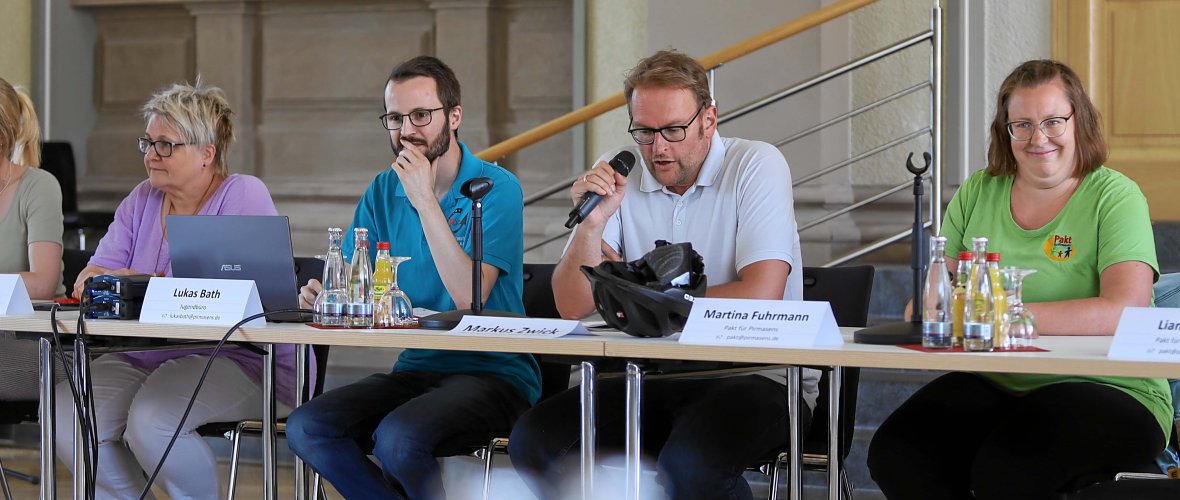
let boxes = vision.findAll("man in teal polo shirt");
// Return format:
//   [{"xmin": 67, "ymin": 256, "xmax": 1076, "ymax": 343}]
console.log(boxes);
[{"xmin": 287, "ymin": 56, "xmax": 539, "ymax": 499}]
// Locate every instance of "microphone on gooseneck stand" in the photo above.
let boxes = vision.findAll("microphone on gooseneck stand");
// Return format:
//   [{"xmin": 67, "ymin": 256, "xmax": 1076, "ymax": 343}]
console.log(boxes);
[
  {"xmin": 564, "ymin": 150, "xmax": 637, "ymax": 229},
  {"xmin": 419, "ymin": 177, "xmax": 525, "ymax": 330}
]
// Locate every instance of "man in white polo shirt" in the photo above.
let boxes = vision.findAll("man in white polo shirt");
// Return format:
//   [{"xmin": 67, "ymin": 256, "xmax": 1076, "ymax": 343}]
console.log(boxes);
[{"xmin": 508, "ymin": 49, "xmax": 816, "ymax": 500}]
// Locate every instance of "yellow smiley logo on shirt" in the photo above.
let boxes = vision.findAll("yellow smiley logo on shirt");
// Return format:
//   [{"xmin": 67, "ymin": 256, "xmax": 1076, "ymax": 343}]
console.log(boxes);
[{"xmin": 1044, "ymin": 234, "xmax": 1075, "ymax": 262}]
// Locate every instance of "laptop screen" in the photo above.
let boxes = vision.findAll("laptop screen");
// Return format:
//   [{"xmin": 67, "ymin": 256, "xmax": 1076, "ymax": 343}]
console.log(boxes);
[{"xmin": 166, "ymin": 215, "xmax": 301, "ymax": 317}]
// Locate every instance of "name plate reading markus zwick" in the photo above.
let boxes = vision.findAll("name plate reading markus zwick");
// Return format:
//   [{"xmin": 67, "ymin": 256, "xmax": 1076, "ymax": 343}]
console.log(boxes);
[
  {"xmin": 1109, "ymin": 307, "xmax": 1180, "ymax": 362},
  {"xmin": 0, "ymin": 274, "xmax": 34, "ymax": 315},
  {"xmin": 446, "ymin": 316, "xmax": 589, "ymax": 338},
  {"xmin": 140, "ymin": 277, "xmax": 265, "ymax": 327},
  {"xmin": 679, "ymin": 298, "xmax": 842, "ymax": 348}
]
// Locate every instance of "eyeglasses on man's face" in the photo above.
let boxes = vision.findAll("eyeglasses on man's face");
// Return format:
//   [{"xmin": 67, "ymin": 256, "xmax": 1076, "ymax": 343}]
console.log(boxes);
[
  {"xmin": 1006, "ymin": 113, "xmax": 1074, "ymax": 141},
  {"xmin": 379, "ymin": 107, "xmax": 446, "ymax": 131},
  {"xmin": 628, "ymin": 104, "xmax": 706, "ymax": 145},
  {"xmin": 138, "ymin": 138, "xmax": 188, "ymax": 157}
]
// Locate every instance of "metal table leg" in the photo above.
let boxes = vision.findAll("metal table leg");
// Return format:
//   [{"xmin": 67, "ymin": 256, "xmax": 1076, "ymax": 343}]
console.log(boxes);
[
  {"xmin": 294, "ymin": 344, "xmax": 309, "ymax": 500},
  {"xmin": 579, "ymin": 361, "xmax": 596, "ymax": 500},
  {"xmin": 38, "ymin": 338, "xmax": 55, "ymax": 500},
  {"xmin": 787, "ymin": 366, "xmax": 802, "ymax": 500},
  {"xmin": 624, "ymin": 362, "xmax": 643, "ymax": 500},
  {"xmin": 827, "ymin": 367, "xmax": 842, "ymax": 500},
  {"xmin": 72, "ymin": 338, "xmax": 88, "ymax": 500},
  {"xmin": 263, "ymin": 344, "xmax": 277, "ymax": 500}
]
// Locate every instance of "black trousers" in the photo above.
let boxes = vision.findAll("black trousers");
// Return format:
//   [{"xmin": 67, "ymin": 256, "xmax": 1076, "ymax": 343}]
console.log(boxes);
[
  {"xmin": 508, "ymin": 374, "xmax": 808, "ymax": 500},
  {"xmin": 867, "ymin": 372, "xmax": 1166, "ymax": 500}
]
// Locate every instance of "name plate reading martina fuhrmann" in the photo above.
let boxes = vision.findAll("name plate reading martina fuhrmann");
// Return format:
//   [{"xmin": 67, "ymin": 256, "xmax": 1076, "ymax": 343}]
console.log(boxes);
[
  {"xmin": 0, "ymin": 274, "xmax": 34, "ymax": 315},
  {"xmin": 1108, "ymin": 307, "xmax": 1180, "ymax": 362},
  {"xmin": 140, "ymin": 277, "xmax": 265, "ymax": 327},
  {"xmin": 446, "ymin": 316, "xmax": 589, "ymax": 338},
  {"xmin": 679, "ymin": 298, "xmax": 842, "ymax": 348}
]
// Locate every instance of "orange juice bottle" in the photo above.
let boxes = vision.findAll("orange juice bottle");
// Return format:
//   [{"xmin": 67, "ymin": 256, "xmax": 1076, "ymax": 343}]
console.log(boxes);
[
  {"xmin": 987, "ymin": 252, "xmax": 1006, "ymax": 348},
  {"xmin": 951, "ymin": 251, "xmax": 973, "ymax": 347}
]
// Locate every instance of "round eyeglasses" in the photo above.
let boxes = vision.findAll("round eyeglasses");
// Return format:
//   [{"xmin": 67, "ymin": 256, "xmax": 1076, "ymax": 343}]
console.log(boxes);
[
  {"xmin": 628, "ymin": 104, "xmax": 705, "ymax": 145},
  {"xmin": 138, "ymin": 138, "xmax": 189, "ymax": 157},
  {"xmin": 1006, "ymin": 113, "xmax": 1073, "ymax": 141},
  {"xmin": 378, "ymin": 107, "xmax": 446, "ymax": 131}
]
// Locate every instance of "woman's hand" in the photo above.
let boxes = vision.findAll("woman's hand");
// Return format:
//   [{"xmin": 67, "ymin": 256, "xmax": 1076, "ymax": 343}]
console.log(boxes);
[{"xmin": 71, "ymin": 265, "xmax": 137, "ymax": 299}]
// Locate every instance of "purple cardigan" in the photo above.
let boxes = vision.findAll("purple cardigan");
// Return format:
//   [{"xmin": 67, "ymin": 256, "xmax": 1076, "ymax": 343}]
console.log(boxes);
[{"xmin": 89, "ymin": 174, "xmax": 312, "ymax": 407}]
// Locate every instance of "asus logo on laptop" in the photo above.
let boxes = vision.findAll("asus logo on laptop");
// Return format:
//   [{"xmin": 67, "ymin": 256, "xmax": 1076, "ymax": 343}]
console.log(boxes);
[{"xmin": 220, "ymin": 264, "xmax": 242, "ymax": 272}]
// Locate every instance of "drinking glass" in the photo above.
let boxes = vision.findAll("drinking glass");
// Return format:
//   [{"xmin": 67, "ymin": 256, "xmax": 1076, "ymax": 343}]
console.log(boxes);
[
  {"xmin": 1000, "ymin": 267, "xmax": 1038, "ymax": 348},
  {"xmin": 376, "ymin": 257, "xmax": 414, "ymax": 326}
]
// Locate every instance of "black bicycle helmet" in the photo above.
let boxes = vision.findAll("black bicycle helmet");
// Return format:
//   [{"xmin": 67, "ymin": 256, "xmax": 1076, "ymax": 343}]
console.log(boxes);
[{"xmin": 580, "ymin": 241, "xmax": 707, "ymax": 338}]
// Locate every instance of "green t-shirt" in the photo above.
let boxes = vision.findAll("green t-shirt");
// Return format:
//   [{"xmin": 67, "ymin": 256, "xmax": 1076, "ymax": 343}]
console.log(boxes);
[{"xmin": 943, "ymin": 166, "xmax": 1173, "ymax": 439}]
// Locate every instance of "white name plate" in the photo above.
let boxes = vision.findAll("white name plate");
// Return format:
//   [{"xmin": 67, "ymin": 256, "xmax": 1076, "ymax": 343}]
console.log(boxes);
[
  {"xmin": 0, "ymin": 275, "xmax": 34, "ymax": 315},
  {"xmin": 679, "ymin": 298, "xmax": 842, "ymax": 348},
  {"xmin": 1109, "ymin": 307, "xmax": 1180, "ymax": 362},
  {"xmin": 446, "ymin": 316, "xmax": 589, "ymax": 338},
  {"xmin": 140, "ymin": 277, "xmax": 265, "ymax": 328}
]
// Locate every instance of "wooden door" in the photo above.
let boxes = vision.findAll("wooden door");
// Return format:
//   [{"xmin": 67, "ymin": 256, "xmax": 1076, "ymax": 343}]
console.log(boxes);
[{"xmin": 1053, "ymin": 0, "xmax": 1180, "ymax": 220}]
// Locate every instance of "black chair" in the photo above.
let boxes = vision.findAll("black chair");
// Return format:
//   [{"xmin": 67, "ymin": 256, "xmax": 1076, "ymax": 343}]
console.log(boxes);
[
  {"xmin": 62, "ymin": 248, "xmax": 94, "ymax": 295},
  {"xmin": 39, "ymin": 142, "xmax": 115, "ymax": 250},
  {"xmin": 756, "ymin": 265, "xmax": 874, "ymax": 500},
  {"xmin": 0, "ymin": 402, "xmax": 41, "ymax": 500}
]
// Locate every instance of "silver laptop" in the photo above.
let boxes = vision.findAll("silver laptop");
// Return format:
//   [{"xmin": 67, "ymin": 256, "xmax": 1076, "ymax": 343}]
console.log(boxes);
[{"xmin": 167, "ymin": 215, "xmax": 305, "ymax": 321}]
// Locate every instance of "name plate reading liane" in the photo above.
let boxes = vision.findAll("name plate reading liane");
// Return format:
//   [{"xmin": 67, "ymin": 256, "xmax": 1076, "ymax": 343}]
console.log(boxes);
[
  {"xmin": 446, "ymin": 316, "xmax": 589, "ymax": 338},
  {"xmin": 679, "ymin": 298, "xmax": 842, "ymax": 348},
  {"xmin": 1109, "ymin": 307, "xmax": 1180, "ymax": 362},
  {"xmin": 0, "ymin": 275, "xmax": 33, "ymax": 315},
  {"xmin": 140, "ymin": 277, "xmax": 265, "ymax": 327}
]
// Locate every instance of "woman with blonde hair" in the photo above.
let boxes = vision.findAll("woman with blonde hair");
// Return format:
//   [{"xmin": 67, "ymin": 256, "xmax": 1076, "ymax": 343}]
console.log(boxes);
[
  {"xmin": 0, "ymin": 77, "xmax": 63, "ymax": 298},
  {"xmin": 57, "ymin": 80, "xmax": 307, "ymax": 500}
]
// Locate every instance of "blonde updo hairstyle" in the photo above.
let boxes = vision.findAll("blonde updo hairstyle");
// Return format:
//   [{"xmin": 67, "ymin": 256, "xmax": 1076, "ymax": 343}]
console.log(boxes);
[
  {"xmin": 141, "ymin": 79, "xmax": 235, "ymax": 176},
  {"xmin": 0, "ymin": 78, "xmax": 41, "ymax": 167}
]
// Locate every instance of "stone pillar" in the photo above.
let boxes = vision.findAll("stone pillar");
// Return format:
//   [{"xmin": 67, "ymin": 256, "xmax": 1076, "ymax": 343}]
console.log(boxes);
[
  {"xmin": 428, "ymin": 0, "xmax": 496, "ymax": 153},
  {"xmin": 184, "ymin": 0, "xmax": 259, "ymax": 175}
]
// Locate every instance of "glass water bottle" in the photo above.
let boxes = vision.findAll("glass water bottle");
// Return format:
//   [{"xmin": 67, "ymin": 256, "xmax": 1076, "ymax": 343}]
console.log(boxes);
[
  {"xmin": 963, "ymin": 237, "xmax": 995, "ymax": 351},
  {"xmin": 347, "ymin": 228, "xmax": 374, "ymax": 328},
  {"xmin": 313, "ymin": 228, "xmax": 349, "ymax": 327},
  {"xmin": 922, "ymin": 236, "xmax": 954, "ymax": 349}
]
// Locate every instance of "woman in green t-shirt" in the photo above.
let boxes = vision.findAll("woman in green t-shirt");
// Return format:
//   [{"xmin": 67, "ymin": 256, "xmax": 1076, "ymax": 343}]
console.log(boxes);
[{"xmin": 867, "ymin": 60, "xmax": 1173, "ymax": 499}]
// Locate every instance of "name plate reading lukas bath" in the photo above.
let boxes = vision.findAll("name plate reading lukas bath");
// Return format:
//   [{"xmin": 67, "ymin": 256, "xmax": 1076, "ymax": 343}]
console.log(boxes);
[
  {"xmin": 140, "ymin": 277, "xmax": 265, "ymax": 328},
  {"xmin": 679, "ymin": 298, "xmax": 842, "ymax": 348},
  {"xmin": 0, "ymin": 275, "xmax": 34, "ymax": 315},
  {"xmin": 446, "ymin": 316, "xmax": 589, "ymax": 339},
  {"xmin": 1109, "ymin": 307, "xmax": 1180, "ymax": 362}
]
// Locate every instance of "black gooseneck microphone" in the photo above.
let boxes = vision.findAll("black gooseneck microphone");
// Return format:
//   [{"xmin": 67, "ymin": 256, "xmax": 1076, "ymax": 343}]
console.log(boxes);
[
  {"xmin": 419, "ymin": 177, "xmax": 525, "ymax": 329},
  {"xmin": 564, "ymin": 150, "xmax": 636, "ymax": 229}
]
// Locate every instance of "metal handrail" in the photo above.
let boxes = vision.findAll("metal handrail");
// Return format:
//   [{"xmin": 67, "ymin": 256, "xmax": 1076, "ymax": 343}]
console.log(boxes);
[
  {"xmin": 798, "ymin": 178, "xmax": 918, "ymax": 232},
  {"xmin": 719, "ymin": 30, "xmax": 932, "ymax": 125},
  {"xmin": 526, "ymin": 231, "xmax": 570, "ymax": 254},
  {"xmin": 524, "ymin": 172, "xmax": 581, "ymax": 206},
  {"xmin": 823, "ymin": 220, "xmax": 932, "ymax": 268},
  {"xmin": 793, "ymin": 128, "xmax": 930, "ymax": 187},
  {"xmin": 773, "ymin": 82, "xmax": 926, "ymax": 149}
]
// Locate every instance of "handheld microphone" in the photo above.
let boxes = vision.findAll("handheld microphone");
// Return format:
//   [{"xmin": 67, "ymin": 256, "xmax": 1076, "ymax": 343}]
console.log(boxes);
[{"xmin": 564, "ymin": 150, "xmax": 636, "ymax": 229}]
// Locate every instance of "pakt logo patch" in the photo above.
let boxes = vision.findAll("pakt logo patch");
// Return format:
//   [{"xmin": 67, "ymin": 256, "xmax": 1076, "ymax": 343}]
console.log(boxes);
[{"xmin": 1043, "ymin": 234, "xmax": 1074, "ymax": 262}]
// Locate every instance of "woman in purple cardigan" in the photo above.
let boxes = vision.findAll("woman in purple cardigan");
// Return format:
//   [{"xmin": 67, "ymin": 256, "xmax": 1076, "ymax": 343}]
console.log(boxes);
[{"xmin": 57, "ymin": 81, "xmax": 305, "ymax": 500}]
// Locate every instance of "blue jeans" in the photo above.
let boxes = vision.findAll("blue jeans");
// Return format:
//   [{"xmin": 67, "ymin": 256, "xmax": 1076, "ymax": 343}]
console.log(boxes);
[
  {"xmin": 286, "ymin": 371, "xmax": 529, "ymax": 500},
  {"xmin": 508, "ymin": 375, "xmax": 799, "ymax": 500}
]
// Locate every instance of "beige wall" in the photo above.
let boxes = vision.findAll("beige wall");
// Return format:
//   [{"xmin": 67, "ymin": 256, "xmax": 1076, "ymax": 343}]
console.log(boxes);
[{"xmin": 0, "ymin": 0, "xmax": 33, "ymax": 88}]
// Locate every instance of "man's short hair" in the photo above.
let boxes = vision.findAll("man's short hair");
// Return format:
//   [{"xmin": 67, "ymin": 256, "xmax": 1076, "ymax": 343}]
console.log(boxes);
[
  {"xmin": 623, "ymin": 50, "xmax": 713, "ymax": 111},
  {"xmin": 387, "ymin": 56, "xmax": 461, "ymax": 110}
]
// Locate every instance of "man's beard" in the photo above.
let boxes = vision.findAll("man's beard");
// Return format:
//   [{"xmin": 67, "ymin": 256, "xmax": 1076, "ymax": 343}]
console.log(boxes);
[{"xmin": 391, "ymin": 128, "xmax": 452, "ymax": 163}]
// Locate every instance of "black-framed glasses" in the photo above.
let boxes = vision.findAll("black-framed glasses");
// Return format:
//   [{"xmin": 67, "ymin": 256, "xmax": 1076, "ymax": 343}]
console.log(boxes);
[
  {"xmin": 378, "ymin": 107, "xmax": 446, "ymax": 131},
  {"xmin": 628, "ymin": 104, "xmax": 705, "ymax": 145},
  {"xmin": 1006, "ymin": 113, "xmax": 1074, "ymax": 141},
  {"xmin": 138, "ymin": 138, "xmax": 188, "ymax": 157}
]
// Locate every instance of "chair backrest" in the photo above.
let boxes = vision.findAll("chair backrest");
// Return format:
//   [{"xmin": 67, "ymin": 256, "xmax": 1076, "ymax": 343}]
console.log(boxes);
[
  {"xmin": 294, "ymin": 257, "xmax": 325, "ymax": 291},
  {"xmin": 523, "ymin": 263, "xmax": 559, "ymax": 319},
  {"xmin": 40, "ymin": 141, "xmax": 77, "ymax": 213},
  {"xmin": 801, "ymin": 265, "xmax": 874, "ymax": 328},
  {"xmin": 800, "ymin": 265, "xmax": 874, "ymax": 459},
  {"xmin": 62, "ymin": 248, "xmax": 94, "ymax": 292}
]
